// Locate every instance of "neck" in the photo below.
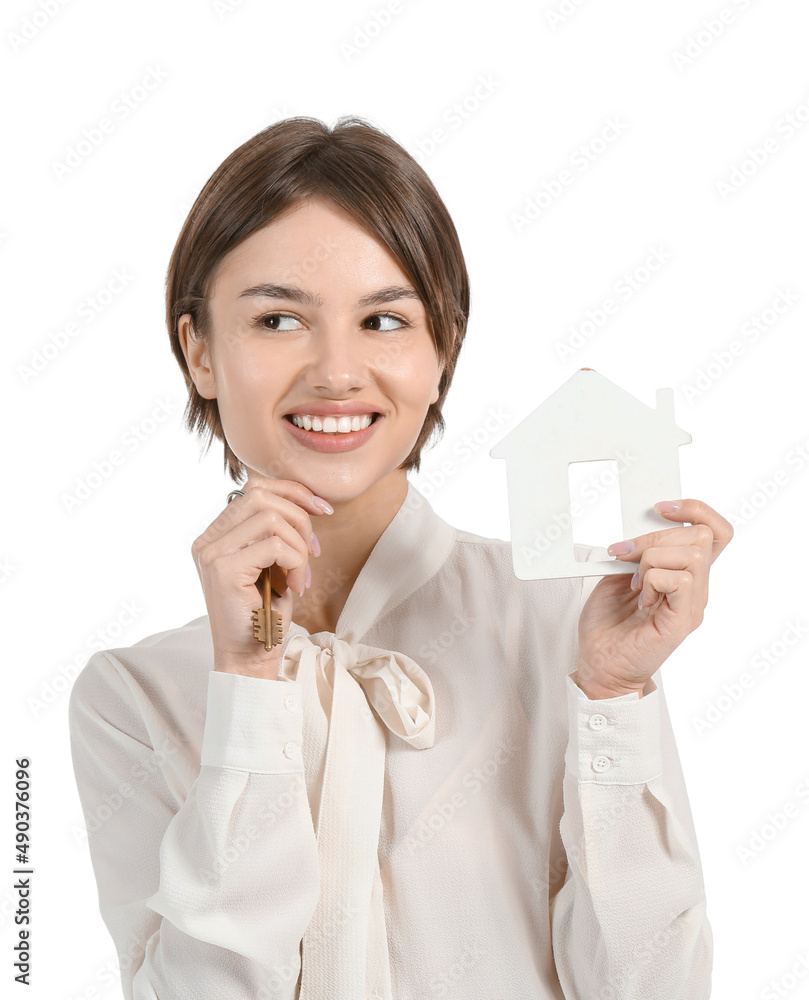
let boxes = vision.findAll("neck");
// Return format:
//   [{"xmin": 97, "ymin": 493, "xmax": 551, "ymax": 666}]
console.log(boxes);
[{"xmin": 291, "ymin": 470, "xmax": 409, "ymax": 634}]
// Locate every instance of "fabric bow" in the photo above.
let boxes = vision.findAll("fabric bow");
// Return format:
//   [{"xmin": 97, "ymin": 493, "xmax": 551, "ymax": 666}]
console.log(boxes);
[{"xmin": 277, "ymin": 631, "xmax": 436, "ymax": 999}]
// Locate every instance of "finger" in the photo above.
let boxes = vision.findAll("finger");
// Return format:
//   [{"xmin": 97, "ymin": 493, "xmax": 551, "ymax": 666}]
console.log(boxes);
[
  {"xmin": 219, "ymin": 533, "xmax": 308, "ymax": 598},
  {"xmin": 211, "ymin": 508, "xmax": 311, "ymax": 595},
  {"xmin": 245, "ymin": 474, "xmax": 334, "ymax": 517},
  {"xmin": 201, "ymin": 486, "xmax": 318, "ymax": 557},
  {"xmin": 241, "ymin": 492, "xmax": 317, "ymax": 556},
  {"xmin": 630, "ymin": 544, "xmax": 709, "ymax": 621},
  {"xmin": 652, "ymin": 498, "xmax": 733, "ymax": 563},
  {"xmin": 637, "ymin": 567, "xmax": 695, "ymax": 614},
  {"xmin": 607, "ymin": 511, "xmax": 718, "ymax": 564},
  {"xmin": 244, "ymin": 480, "xmax": 330, "ymax": 551},
  {"xmin": 628, "ymin": 543, "xmax": 708, "ymax": 587},
  {"xmin": 610, "ymin": 523, "xmax": 714, "ymax": 557},
  {"xmin": 268, "ymin": 564, "xmax": 298, "ymax": 641},
  {"xmin": 269, "ymin": 560, "xmax": 293, "ymax": 602}
]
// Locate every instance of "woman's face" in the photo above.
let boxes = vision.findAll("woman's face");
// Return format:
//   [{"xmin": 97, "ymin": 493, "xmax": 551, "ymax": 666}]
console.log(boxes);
[{"xmin": 178, "ymin": 197, "xmax": 445, "ymax": 504}]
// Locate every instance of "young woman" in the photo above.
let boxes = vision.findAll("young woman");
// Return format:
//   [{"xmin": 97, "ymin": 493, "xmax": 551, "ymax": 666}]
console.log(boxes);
[{"xmin": 69, "ymin": 115, "xmax": 731, "ymax": 999}]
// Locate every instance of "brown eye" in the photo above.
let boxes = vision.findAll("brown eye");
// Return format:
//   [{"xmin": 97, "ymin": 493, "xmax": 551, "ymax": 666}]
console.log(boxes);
[
  {"xmin": 253, "ymin": 313, "xmax": 302, "ymax": 332},
  {"xmin": 365, "ymin": 313, "xmax": 407, "ymax": 332}
]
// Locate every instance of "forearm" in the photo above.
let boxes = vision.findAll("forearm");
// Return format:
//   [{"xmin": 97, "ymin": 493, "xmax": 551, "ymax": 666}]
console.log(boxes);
[
  {"xmin": 550, "ymin": 672, "xmax": 712, "ymax": 999},
  {"xmin": 70, "ymin": 653, "xmax": 321, "ymax": 998}
]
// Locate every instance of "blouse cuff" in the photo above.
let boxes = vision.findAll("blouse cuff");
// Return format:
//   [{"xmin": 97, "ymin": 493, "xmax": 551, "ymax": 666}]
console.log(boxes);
[
  {"xmin": 200, "ymin": 670, "xmax": 305, "ymax": 775},
  {"xmin": 564, "ymin": 672, "xmax": 663, "ymax": 785}
]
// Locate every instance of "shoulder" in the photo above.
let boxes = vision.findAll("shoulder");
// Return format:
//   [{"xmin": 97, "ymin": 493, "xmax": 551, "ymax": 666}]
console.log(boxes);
[{"xmin": 448, "ymin": 522, "xmax": 605, "ymax": 582}]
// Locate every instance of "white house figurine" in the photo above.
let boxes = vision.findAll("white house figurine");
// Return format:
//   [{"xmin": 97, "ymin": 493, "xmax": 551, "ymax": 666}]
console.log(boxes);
[{"xmin": 489, "ymin": 368, "xmax": 692, "ymax": 580}]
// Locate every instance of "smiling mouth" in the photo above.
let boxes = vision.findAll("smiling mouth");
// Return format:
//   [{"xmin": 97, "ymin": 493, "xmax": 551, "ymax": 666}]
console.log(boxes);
[{"xmin": 284, "ymin": 413, "xmax": 381, "ymax": 434}]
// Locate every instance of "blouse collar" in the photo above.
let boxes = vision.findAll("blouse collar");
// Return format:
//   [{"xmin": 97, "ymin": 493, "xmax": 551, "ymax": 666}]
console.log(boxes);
[{"xmin": 280, "ymin": 479, "xmax": 457, "ymax": 650}]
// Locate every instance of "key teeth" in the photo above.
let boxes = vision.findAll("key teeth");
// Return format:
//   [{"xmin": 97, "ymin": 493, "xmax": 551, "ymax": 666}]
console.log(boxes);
[
  {"xmin": 252, "ymin": 607, "xmax": 267, "ymax": 643},
  {"xmin": 251, "ymin": 606, "xmax": 283, "ymax": 647}
]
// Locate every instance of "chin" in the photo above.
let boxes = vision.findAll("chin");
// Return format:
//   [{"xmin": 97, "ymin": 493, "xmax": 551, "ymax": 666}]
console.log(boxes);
[
  {"xmin": 284, "ymin": 461, "xmax": 409, "ymax": 508},
  {"xmin": 293, "ymin": 467, "xmax": 383, "ymax": 503},
  {"xmin": 241, "ymin": 433, "xmax": 413, "ymax": 502}
]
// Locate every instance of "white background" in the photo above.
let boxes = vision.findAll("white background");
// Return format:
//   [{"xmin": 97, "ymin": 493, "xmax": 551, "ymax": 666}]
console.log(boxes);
[{"xmin": 3, "ymin": 0, "xmax": 807, "ymax": 997}]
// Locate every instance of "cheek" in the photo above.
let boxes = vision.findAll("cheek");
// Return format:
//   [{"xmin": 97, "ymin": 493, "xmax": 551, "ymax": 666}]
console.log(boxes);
[
  {"xmin": 210, "ymin": 360, "xmax": 279, "ymax": 473},
  {"xmin": 211, "ymin": 353, "xmax": 276, "ymax": 444},
  {"xmin": 374, "ymin": 342, "xmax": 440, "ymax": 407},
  {"xmin": 216, "ymin": 347, "xmax": 275, "ymax": 400}
]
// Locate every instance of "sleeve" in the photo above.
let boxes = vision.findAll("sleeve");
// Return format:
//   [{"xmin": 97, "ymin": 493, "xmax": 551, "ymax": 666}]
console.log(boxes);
[
  {"xmin": 68, "ymin": 651, "xmax": 321, "ymax": 1000},
  {"xmin": 548, "ymin": 548, "xmax": 713, "ymax": 999}
]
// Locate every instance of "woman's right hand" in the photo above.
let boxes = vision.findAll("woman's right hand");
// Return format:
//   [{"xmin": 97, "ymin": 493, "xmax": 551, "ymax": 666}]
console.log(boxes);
[{"xmin": 190, "ymin": 474, "xmax": 332, "ymax": 679}]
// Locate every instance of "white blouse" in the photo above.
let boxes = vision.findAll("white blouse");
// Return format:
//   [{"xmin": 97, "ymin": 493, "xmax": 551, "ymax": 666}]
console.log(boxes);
[{"xmin": 68, "ymin": 481, "xmax": 712, "ymax": 999}]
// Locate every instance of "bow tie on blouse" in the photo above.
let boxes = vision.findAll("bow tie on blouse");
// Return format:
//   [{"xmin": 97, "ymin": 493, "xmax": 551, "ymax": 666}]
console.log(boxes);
[{"xmin": 277, "ymin": 629, "xmax": 436, "ymax": 1000}]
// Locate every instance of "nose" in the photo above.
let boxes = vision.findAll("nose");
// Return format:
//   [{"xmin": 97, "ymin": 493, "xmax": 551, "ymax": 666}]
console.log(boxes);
[{"xmin": 305, "ymin": 322, "xmax": 370, "ymax": 396}]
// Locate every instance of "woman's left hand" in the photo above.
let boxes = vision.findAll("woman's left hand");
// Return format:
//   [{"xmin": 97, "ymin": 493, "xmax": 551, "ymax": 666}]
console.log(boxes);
[{"xmin": 575, "ymin": 498, "xmax": 734, "ymax": 700}]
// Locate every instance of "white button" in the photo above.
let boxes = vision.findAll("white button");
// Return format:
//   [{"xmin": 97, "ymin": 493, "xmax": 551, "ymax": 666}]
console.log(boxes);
[
  {"xmin": 284, "ymin": 694, "xmax": 297, "ymax": 712},
  {"xmin": 283, "ymin": 742, "xmax": 298, "ymax": 759},
  {"xmin": 592, "ymin": 755, "xmax": 611, "ymax": 773},
  {"xmin": 589, "ymin": 713, "xmax": 607, "ymax": 731}
]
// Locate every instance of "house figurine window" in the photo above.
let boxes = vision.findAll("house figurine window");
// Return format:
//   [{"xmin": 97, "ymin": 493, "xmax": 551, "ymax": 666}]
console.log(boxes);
[{"xmin": 489, "ymin": 368, "xmax": 692, "ymax": 580}]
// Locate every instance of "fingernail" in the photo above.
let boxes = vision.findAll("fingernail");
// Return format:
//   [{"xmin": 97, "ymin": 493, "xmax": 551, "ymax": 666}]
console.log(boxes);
[
  {"xmin": 304, "ymin": 565, "xmax": 312, "ymax": 590},
  {"xmin": 310, "ymin": 531, "xmax": 321, "ymax": 557},
  {"xmin": 311, "ymin": 495, "xmax": 334, "ymax": 514},
  {"xmin": 608, "ymin": 540, "xmax": 635, "ymax": 555},
  {"xmin": 654, "ymin": 500, "xmax": 682, "ymax": 513},
  {"xmin": 630, "ymin": 568, "xmax": 640, "ymax": 590}
]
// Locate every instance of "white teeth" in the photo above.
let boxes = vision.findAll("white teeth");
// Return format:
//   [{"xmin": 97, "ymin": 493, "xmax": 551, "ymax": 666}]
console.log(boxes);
[{"xmin": 291, "ymin": 413, "xmax": 375, "ymax": 434}]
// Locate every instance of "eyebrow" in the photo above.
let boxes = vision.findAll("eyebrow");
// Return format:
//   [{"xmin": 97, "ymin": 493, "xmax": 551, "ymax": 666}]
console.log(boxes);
[{"xmin": 236, "ymin": 282, "xmax": 421, "ymax": 309}]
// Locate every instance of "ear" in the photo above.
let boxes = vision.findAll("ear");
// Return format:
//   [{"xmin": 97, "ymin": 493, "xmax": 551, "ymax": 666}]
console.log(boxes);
[{"xmin": 178, "ymin": 314, "xmax": 217, "ymax": 399}]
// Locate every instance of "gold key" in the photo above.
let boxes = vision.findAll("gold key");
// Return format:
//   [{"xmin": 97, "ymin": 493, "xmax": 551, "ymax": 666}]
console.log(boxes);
[{"xmin": 252, "ymin": 567, "xmax": 284, "ymax": 650}]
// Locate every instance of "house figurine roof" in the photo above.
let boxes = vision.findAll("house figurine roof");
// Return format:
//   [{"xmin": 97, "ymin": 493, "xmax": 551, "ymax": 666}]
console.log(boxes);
[
  {"xmin": 490, "ymin": 368, "xmax": 692, "ymax": 580},
  {"xmin": 490, "ymin": 368, "xmax": 691, "ymax": 462}
]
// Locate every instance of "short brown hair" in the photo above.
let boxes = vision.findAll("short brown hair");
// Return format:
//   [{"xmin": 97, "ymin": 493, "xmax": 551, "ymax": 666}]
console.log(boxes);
[{"xmin": 165, "ymin": 114, "xmax": 470, "ymax": 484}]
